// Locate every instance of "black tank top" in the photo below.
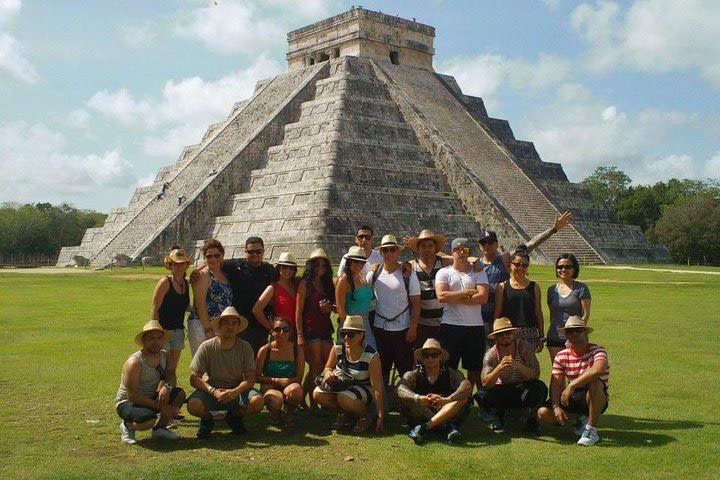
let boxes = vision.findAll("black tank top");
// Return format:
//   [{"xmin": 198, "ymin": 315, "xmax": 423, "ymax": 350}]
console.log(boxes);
[
  {"xmin": 159, "ymin": 276, "xmax": 189, "ymax": 330},
  {"xmin": 415, "ymin": 365, "xmax": 454, "ymax": 397},
  {"xmin": 501, "ymin": 280, "xmax": 536, "ymax": 328}
]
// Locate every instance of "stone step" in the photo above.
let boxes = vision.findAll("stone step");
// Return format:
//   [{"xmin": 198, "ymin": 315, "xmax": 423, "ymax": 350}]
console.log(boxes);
[
  {"xmin": 281, "ymin": 114, "xmax": 419, "ymax": 147},
  {"xmin": 298, "ymin": 94, "xmax": 402, "ymax": 122},
  {"xmin": 265, "ymin": 150, "xmax": 434, "ymax": 171},
  {"xmin": 315, "ymin": 75, "xmax": 391, "ymax": 101},
  {"xmin": 267, "ymin": 137, "xmax": 431, "ymax": 163}
]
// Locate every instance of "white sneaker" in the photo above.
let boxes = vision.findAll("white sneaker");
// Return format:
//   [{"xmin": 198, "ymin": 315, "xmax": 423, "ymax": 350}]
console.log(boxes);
[
  {"xmin": 573, "ymin": 415, "xmax": 589, "ymax": 436},
  {"xmin": 120, "ymin": 421, "xmax": 136, "ymax": 445},
  {"xmin": 152, "ymin": 427, "xmax": 180, "ymax": 440},
  {"xmin": 577, "ymin": 426, "xmax": 600, "ymax": 446}
]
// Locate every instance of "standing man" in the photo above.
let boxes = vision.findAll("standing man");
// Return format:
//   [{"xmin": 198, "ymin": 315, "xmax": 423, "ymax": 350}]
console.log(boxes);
[
  {"xmin": 477, "ymin": 317, "xmax": 547, "ymax": 434},
  {"xmin": 368, "ymin": 235, "xmax": 421, "ymax": 385},
  {"xmin": 115, "ymin": 321, "xmax": 186, "ymax": 444},
  {"xmin": 435, "ymin": 238, "xmax": 489, "ymax": 393},
  {"xmin": 406, "ymin": 230, "xmax": 447, "ymax": 348},
  {"xmin": 187, "ymin": 306, "xmax": 263, "ymax": 438},
  {"xmin": 537, "ymin": 316, "xmax": 610, "ymax": 446},
  {"xmin": 479, "ymin": 211, "xmax": 573, "ymax": 340}
]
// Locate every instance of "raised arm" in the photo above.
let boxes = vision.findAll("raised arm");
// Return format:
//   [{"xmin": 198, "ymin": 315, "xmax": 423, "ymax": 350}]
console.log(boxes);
[{"xmin": 525, "ymin": 211, "xmax": 573, "ymax": 252}]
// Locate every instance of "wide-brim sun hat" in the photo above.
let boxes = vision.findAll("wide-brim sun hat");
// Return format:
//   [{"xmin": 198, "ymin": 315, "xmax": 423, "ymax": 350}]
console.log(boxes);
[
  {"xmin": 134, "ymin": 320, "xmax": 172, "ymax": 347},
  {"xmin": 211, "ymin": 306, "xmax": 249, "ymax": 333},
  {"xmin": 559, "ymin": 315, "xmax": 593, "ymax": 334},
  {"xmin": 343, "ymin": 245, "xmax": 368, "ymax": 262},
  {"xmin": 413, "ymin": 338, "xmax": 450, "ymax": 363},
  {"xmin": 488, "ymin": 317, "xmax": 521, "ymax": 339},
  {"xmin": 407, "ymin": 229, "xmax": 446, "ymax": 254},
  {"xmin": 374, "ymin": 234, "xmax": 405, "ymax": 252},
  {"xmin": 340, "ymin": 315, "xmax": 365, "ymax": 332},
  {"xmin": 164, "ymin": 248, "xmax": 191, "ymax": 269},
  {"xmin": 276, "ymin": 252, "xmax": 298, "ymax": 267},
  {"xmin": 308, "ymin": 248, "xmax": 329, "ymax": 260}
]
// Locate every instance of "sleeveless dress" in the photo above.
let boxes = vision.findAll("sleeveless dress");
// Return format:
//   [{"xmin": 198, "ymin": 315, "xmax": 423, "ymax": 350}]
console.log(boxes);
[
  {"xmin": 188, "ymin": 271, "xmax": 233, "ymax": 356},
  {"xmin": 272, "ymin": 282, "xmax": 297, "ymax": 332},
  {"xmin": 302, "ymin": 287, "xmax": 334, "ymax": 341},
  {"xmin": 337, "ymin": 283, "xmax": 376, "ymax": 349},
  {"xmin": 501, "ymin": 280, "xmax": 539, "ymax": 344}
]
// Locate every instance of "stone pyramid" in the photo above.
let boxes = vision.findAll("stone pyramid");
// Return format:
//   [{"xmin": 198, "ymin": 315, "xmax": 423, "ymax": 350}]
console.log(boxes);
[{"xmin": 58, "ymin": 8, "xmax": 670, "ymax": 267}]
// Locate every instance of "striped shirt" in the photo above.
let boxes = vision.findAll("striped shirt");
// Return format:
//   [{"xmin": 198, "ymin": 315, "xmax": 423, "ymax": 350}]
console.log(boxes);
[
  {"xmin": 334, "ymin": 343, "xmax": 378, "ymax": 386},
  {"xmin": 552, "ymin": 344, "xmax": 609, "ymax": 386},
  {"xmin": 481, "ymin": 341, "xmax": 538, "ymax": 385},
  {"xmin": 411, "ymin": 256, "xmax": 444, "ymax": 327}
]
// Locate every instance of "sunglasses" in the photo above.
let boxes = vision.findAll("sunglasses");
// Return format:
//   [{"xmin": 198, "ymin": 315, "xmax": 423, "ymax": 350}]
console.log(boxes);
[
  {"xmin": 205, "ymin": 253, "xmax": 222, "ymax": 259},
  {"xmin": 246, "ymin": 249, "xmax": 264, "ymax": 255},
  {"xmin": 341, "ymin": 331, "xmax": 359, "ymax": 339},
  {"xmin": 380, "ymin": 246, "xmax": 398, "ymax": 253},
  {"xmin": 564, "ymin": 327, "xmax": 586, "ymax": 334},
  {"xmin": 556, "ymin": 265, "xmax": 574, "ymax": 270},
  {"xmin": 511, "ymin": 262, "xmax": 529, "ymax": 268},
  {"xmin": 272, "ymin": 326, "xmax": 290, "ymax": 334},
  {"xmin": 356, "ymin": 234, "xmax": 372, "ymax": 240},
  {"xmin": 422, "ymin": 351, "xmax": 441, "ymax": 359},
  {"xmin": 453, "ymin": 247, "xmax": 470, "ymax": 253}
]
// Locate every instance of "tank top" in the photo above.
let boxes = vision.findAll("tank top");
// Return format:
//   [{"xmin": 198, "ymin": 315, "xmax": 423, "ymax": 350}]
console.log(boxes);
[
  {"xmin": 159, "ymin": 276, "xmax": 189, "ymax": 330},
  {"xmin": 189, "ymin": 271, "xmax": 233, "ymax": 321},
  {"xmin": 493, "ymin": 341, "xmax": 524, "ymax": 385},
  {"xmin": 547, "ymin": 282, "xmax": 591, "ymax": 340},
  {"xmin": 483, "ymin": 256, "xmax": 509, "ymax": 317},
  {"xmin": 262, "ymin": 343, "xmax": 298, "ymax": 379},
  {"xmin": 272, "ymin": 282, "xmax": 297, "ymax": 330},
  {"xmin": 501, "ymin": 280, "xmax": 537, "ymax": 328},
  {"xmin": 302, "ymin": 287, "xmax": 333, "ymax": 337},
  {"xmin": 413, "ymin": 256, "xmax": 444, "ymax": 327},
  {"xmin": 345, "ymin": 284, "xmax": 373, "ymax": 314},
  {"xmin": 414, "ymin": 365, "xmax": 454, "ymax": 396},
  {"xmin": 115, "ymin": 351, "xmax": 167, "ymax": 405},
  {"xmin": 335, "ymin": 343, "xmax": 377, "ymax": 385}
]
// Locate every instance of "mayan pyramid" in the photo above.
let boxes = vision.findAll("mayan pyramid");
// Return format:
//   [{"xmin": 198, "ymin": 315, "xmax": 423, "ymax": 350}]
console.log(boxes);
[{"xmin": 57, "ymin": 8, "xmax": 670, "ymax": 267}]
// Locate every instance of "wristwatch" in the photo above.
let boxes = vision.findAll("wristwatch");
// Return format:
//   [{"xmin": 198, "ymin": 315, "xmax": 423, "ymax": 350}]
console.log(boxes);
[{"xmin": 163, "ymin": 383, "xmax": 173, "ymax": 390}]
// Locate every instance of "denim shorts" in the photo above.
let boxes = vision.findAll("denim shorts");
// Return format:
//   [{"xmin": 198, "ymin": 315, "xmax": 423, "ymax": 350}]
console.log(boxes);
[{"xmin": 163, "ymin": 328, "xmax": 185, "ymax": 351}]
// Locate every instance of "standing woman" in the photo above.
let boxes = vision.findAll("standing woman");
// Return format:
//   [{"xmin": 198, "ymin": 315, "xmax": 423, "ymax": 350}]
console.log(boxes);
[
  {"xmin": 256, "ymin": 317, "xmax": 305, "ymax": 427},
  {"xmin": 151, "ymin": 247, "xmax": 191, "ymax": 373},
  {"xmin": 493, "ymin": 248, "xmax": 545, "ymax": 353},
  {"xmin": 296, "ymin": 248, "xmax": 336, "ymax": 411},
  {"xmin": 188, "ymin": 239, "xmax": 233, "ymax": 357},
  {"xmin": 335, "ymin": 246, "xmax": 376, "ymax": 349},
  {"xmin": 252, "ymin": 252, "xmax": 299, "ymax": 337},
  {"xmin": 546, "ymin": 253, "xmax": 591, "ymax": 363}
]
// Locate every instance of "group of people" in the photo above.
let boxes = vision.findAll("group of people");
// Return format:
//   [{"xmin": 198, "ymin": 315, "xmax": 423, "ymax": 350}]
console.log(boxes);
[{"xmin": 115, "ymin": 213, "xmax": 610, "ymax": 447}]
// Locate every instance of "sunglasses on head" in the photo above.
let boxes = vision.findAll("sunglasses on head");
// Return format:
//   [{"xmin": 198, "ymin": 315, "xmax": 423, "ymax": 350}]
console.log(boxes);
[
  {"xmin": 341, "ymin": 331, "xmax": 359, "ymax": 339},
  {"xmin": 272, "ymin": 326, "xmax": 290, "ymax": 334},
  {"xmin": 422, "ymin": 351, "xmax": 441, "ymax": 359},
  {"xmin": 205, "ymin": 253, "xmax": 222, "ymax": 259},
  {"xmin": 564, "ymin": 327, "xmax": 585, "ymax": 334},
  {"xmin": 556, "ymin": 264, "xmax": 574, "ymax": 270},
  {"xmin": 380, "ymin": 246, "xmax": 398, "ymax": 253},
  {"xmin": 246, "ymin": 249, "xmax": 264, "ymax": 255},
  {"xmin": 511, "ymin": 262, "xmax": 529, "ymax": 268},
  {"xmin": 356, "ymin": 234, "xmax": 372, "ymax": 240}
]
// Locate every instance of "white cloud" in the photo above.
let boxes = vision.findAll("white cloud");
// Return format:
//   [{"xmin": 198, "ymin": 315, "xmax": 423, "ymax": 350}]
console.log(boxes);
[
  {"xmin": 0, "ymin": 0, "xmax": 20, "ymax": 24},
  {"xmin": 0, "ymin": 122, "xmax": 136, "ymax": 203},
  {"xmin": 572, "ymin": 0, "xmax": 720, "ymax": 86},
  {"xmin": 120, "ymin": 23, "xmax": 158, "ymax": 48},
  {"xmin": 174, "ymin": 0, "xmax": 336, "ymax": 54},
  {"xmin": 706, "ymin": 152, "xmax": 720, "ymax": 179},
  {"xmin": 87, "ymin": 88, "xmax": 152, "ymax": 127},
  {"xmin": 0, "ymin": 0, "xmax": 38, "ymax": 84},
  {"xmin": 65, "ymin": 109, "xmax": 91, "ymax": 129}
]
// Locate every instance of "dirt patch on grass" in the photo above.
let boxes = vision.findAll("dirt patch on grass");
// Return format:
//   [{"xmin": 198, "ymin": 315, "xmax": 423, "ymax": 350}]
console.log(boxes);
[
  {"xmin": 108, "ymin": 274, "xmax": 158, "ymax": 280},
  {"xmin": 590, "ymin": 266, "xmax": 720, "ymax": 275},
  {"xmin": 0, "ymin": 267, "xmax": 94, "ymax": 274},
  {"xmin": 589, "ymin": 279, "xmax": 697, "ymax": 285}
]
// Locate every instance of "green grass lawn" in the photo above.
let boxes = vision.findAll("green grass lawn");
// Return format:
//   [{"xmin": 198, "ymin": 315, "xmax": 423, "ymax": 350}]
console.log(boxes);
[{"xmin": 1, "ymin": 265, "xmax": 719, "ymax": 479}]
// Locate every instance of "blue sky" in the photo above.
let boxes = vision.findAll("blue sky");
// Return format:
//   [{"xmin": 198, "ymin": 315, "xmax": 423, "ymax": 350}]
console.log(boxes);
[{"xmin": 1, "ymin": 0, "xmax": 718, "ymax": 212}]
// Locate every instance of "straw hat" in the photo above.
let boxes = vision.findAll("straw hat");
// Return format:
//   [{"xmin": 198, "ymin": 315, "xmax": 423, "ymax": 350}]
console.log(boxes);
[
  {"xmin": 276, "ymin": 252, "xmax": 298, "ymax": 267},
  {"xmin": 343, "ymin": 246, "xmax": 368, "ymax": 262},
  {"xmin": 340, "ymin": 315, "xmax": 365, "ymax": 332},
  {"xmin": 487, "ymin": 317, "xmax": 521, "ymax": 339},
  {"xmin": 164, "ymin": 248, "xmax": 191, "ymax": 269},
  {"xmin": 374, "ymin": 234, "xmax": 405, "ymax": 252},
  {"xmin": 308, "ymin": 248, "xmax": 329, "ymax": 260},
  {"xmin": 559, "ymin": 315, "xmax": 593, "ymax": 334},
  {"xmin": 210, "ymin": 306, "xmax": 249, "ymax": 333},
  {"xmin": 413, "ymin": 338, "xmax": 449, "ymax": 363},
  {"xmin": 407, "ymin": 229, "xmax": 446, "ymax": 253},
  {"xmin": 134, "ymin": 320, "xmax": 172, "ymax": 347}
]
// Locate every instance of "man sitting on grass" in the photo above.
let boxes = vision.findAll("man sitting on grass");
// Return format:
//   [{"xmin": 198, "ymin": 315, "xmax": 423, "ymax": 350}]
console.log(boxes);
[
  {"xmin": 115, "ymin": 321, "xmax": 186, "ymax": 445},
  {"xmin": 537, "ymin": 316, "xmax": 609, "ymax": 446},
  {"xmin": 397, "ymin": 338, "xmax": 472, "ymax": 444},
  {"xmin": 187, "ymin": 306, "xmax": 264, "ymax": 439},
  {"xmin": 475, "ymin": 317, "xmax": 547, "ymax": 435}
]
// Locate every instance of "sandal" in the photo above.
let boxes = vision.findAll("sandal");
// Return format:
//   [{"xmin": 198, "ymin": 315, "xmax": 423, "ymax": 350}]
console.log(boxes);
[
  {"xmin": 332, "ymin": 413, "xmax": 348, "ymax": 431},
  {"xmin": 352, "ymin": 415, "xmax": 372, "ymax": 434}
]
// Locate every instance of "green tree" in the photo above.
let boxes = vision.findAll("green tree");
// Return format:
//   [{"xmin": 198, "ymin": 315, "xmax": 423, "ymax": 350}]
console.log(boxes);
[
  {"xmin": 581, "ymin": 166, "xmax": 632, "ymax": 207},
  {"xmin": 651, "ymin": 195, "xmax": 720, "ymax": 265}
]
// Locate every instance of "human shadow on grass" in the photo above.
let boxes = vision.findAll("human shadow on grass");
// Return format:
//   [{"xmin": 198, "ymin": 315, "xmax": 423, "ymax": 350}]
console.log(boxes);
[
  {"xmin": 601, "ymin": 414, "xmax": 704, "ymax": 432},
  {"xmin": 533, "ymin": 424, "xmax": 678, "ymax": 448}
]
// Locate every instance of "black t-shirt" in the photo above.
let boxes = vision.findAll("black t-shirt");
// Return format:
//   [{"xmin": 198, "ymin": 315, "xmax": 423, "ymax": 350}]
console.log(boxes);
[{"xmin": 221, "ymin": 258, "xmax": 275, "ymax": 328}]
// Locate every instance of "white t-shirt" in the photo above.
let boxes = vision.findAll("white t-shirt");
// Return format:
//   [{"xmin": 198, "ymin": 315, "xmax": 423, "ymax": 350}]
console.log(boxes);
[
  {"xmin": 339, "ymin": 249, "xmax": 382, "ymax": 311},
  {"xmin": 435, "ymin": 266, "xmax": 489, "ymax": 327},
  {"xmin": 367, "ymin": 266, "xmax": 421, "ymax": 331}
]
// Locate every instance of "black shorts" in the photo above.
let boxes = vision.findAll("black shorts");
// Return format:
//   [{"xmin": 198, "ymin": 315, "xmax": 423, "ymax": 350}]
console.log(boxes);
[
  {"xmin": 437, "ymin": 324, "xmax": 485, "ymax": 372},
  {"xmin": 564, "ymin": 382, "xmax": 609, "ymax": 415}
]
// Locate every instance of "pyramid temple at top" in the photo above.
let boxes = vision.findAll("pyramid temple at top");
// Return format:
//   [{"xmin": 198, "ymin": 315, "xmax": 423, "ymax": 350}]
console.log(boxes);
[{"xmin": 58, "ymin": 7, "xmax": 670, "ymax": 267}]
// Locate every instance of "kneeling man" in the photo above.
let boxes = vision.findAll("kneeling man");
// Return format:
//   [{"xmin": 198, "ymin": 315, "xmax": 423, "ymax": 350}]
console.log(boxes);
[
  {"xmin": 477, "ymin": 317, "xmax": 547, "ymax": 434},
  {"xmin": 537, "ymin": 316, "xmax": 609, "ymax": 446},
  {"xmin": 187, "ymin": 306, "xmax": 263, "ymax": 438},
  {"xmin": 115, "ymin": 320, "xmax": 186, "ymax": 444},
  {"xmin": 397, "ymin": 338, "xmax": 472, "ymax": 444}
]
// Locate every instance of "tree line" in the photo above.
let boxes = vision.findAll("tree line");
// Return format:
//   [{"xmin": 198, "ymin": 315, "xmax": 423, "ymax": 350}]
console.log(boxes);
[
  {"xmin": 0, "ymin": 202, "xmax": 106, "ymax": 263},
  {"xmin": 581, "ymin": 167, "xmax": 720, "ymax": 265}
]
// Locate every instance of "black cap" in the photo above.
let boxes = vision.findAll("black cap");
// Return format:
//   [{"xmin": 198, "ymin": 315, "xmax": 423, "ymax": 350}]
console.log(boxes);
[{"xmin": 479, "ymin": 229, "xmax": 498, "ymax": 242}]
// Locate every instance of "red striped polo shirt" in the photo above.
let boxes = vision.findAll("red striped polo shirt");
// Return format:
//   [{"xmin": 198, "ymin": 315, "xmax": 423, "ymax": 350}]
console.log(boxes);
[{"xmin": 551, "ymin": 344, "xmax": 609, "ymax": 386}]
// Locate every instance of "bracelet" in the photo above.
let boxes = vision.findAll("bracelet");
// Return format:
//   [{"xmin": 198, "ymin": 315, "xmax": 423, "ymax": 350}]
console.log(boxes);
[
  {"xmin": 414, "ymin": 394, "xmax": 420, "ymax": 403},
  {"xmin": 209, "ymin": 387, "xmax": 215, "ymax": 395}
]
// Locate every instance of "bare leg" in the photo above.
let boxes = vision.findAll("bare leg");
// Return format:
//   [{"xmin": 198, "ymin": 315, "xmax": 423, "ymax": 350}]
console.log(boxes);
[
  {"xmin": 426, "ymin": 398, "xmax": 468, "ymax": 430},
  {"xmin": 127, "ymin": 419, "xmax": 155, "ymax": 431},
  {"xmin": 165, "ymin": 349, "xmax": 182, "ymax": 374},
  {"xmin": 537, "ymin": 406, "xmax": 557, "ymax": 425},
  {"xmin": 313, "ymin": 389, "xmax": 339, "ymax": 410},
  {"xmin": 187, "ymin": 397, "xmax": 210, "ymax": 419},
  {"xmin": 586, "ymin": 380, "xmax": 607, "ymax": 428},
  {"xmin": 156, "ymin": 390, "xmax": 186, "ymax": 428},
  {"xmin": 263, "ymin": 389, "xmax": 284, "ymax": 423}
]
